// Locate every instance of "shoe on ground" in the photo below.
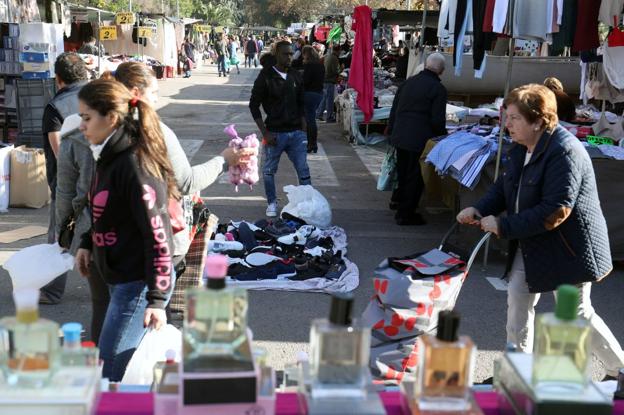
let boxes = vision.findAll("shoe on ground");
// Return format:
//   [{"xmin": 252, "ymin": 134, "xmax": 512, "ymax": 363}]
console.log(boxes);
[
  {"xmin": 266, "ymin": 202, "xmax": 278, "ymax": 218},
  {"xmin": 395, "ymin": 213, "xmax": 427, "ymax": 226},
  {"xmin": 307, "ymin": 146, "xmax": 318, "ymax": 154},
  {"xmin": 208, "ymin": 240, "xmax": 245, "ymax": 252}
]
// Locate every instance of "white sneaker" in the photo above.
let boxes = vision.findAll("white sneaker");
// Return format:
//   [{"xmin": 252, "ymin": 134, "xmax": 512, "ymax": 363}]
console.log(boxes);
[
  {"xmin": 266, "ymin": 202, "xmax": 278, "ymax": 217},
  {"xmin": 277, "ymin": 225, "xmax": 320, "ymax": 246},
  {"xmin": 208, "ymin": 240, "xmax": 244, "ymax": 252}
]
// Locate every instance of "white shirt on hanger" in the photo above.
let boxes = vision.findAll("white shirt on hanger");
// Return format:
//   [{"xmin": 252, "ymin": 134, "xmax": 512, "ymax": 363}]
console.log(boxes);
[{"xmin": 493, "ymin": 0, "xmax": 510, "ymax": 34}]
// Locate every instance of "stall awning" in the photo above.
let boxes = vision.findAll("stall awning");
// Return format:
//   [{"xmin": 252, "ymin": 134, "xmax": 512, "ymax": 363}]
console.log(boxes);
[{"xmin": 375, "ymin": 10, "xmax": 439, "ymax": 28}]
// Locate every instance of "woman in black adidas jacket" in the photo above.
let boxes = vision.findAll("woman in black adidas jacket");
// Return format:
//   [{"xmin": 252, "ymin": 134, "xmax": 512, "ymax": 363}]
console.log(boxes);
[{"xmin": 74, "ymin": 79, "xmax": 179, "ymax": 382}]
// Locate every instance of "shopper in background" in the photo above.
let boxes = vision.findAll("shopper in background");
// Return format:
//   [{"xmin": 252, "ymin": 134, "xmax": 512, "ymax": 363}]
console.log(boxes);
[
  {"xmin": 543, "ymin": 77, "xmax": 576, "ymax": 122},
  {"xmin": 457, "ymin": 83, "xmax": 624, "ymax": 379},
  {"xmin": 182, "ymin": 38, "xmax": 196, "ymax": 78},
  {"xmin": 316, "ymin": 44, "xmax": 341, "ymax": 123},
  {"xmin": 78, "ymin": 36, "xmax": 105, "ymax": 56},
  {"xmin": 387, "ymin": 52, "xmax": 447, "ymax": 226},
  {"xmin": 250, "ymin": 41, "xmax": 311, "ymax": 218},
  {"xmin": 228, "ymin": 35, "xmax": 241, "ymax": 75},
  {"xmin": 246, "ymin": 35, "xmax": 259, "ymax": 68},
  {"xmin": 216, "ymin": 33, "xmax": 229, "ymax": 77},
  {"xmin": 302, "ymin": 45, "xmax": 325, "ymax": 153},
  {"xmin": 74, "ymin": 79, "xmax": 177, "ymax": 381},
  {"xmin": 40, "ymin": 53, "xmax": 89, "ymax": 305}
]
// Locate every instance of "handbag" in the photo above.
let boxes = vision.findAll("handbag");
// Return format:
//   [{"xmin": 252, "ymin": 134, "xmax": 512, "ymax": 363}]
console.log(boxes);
[
  {"xmin": 376, "ymin": 146, "xmax": 398, "ymax": 191},
  {"xmin": 58, "ymin": 200, "xmax": 88, "ymax": 250}
]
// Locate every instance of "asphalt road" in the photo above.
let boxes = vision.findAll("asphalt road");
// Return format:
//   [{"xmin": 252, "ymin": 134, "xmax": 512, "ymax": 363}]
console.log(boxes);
[{"xmin": 1, "ymin": 62, "xmax": 622, "ymax": 382}]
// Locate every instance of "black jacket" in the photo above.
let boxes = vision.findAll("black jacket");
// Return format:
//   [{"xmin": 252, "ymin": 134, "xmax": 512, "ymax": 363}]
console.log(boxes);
[
  {"xmin": 475, "ymin": 126, "xmax": 612, "ymax": 293},
  {"xmin": 80, "ymin": 127, "xmax": 174, "ymax": 309},
  {"xmin": 303, "ymin": 62, "xmax": 325, "ymax": 93},
  {"xmin": 249, "ymin": 66, "xmax": 305, "ymax": 132},
  {"xmin": 388, "ymin": 69, "xmax": 447, "ymax": 153}
]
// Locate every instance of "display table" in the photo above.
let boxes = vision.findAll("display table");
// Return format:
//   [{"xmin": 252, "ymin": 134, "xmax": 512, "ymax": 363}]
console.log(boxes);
[{"xmin": 95, "ymin": 391, "xmax": 624, "ymax": 415}]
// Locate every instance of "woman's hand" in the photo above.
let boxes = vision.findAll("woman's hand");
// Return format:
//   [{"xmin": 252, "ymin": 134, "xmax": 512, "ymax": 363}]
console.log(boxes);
[
  {"xmin": 75, "ymin": 248, "xmax": 91, "ymax": 277},
  {"xmin": 456, "ymin": 207, "xmax": 482, "ymax": 225},
  {"xmin": 143, "ymin": 308, "xmax": 167, "ymax": 330},
  {"xmin": 480, "ymin": 215, "xmax": 501, "ymax": 237}
]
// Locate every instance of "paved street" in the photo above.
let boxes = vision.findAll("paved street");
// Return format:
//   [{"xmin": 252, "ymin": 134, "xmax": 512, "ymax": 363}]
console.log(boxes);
[{"xmin": 1, "ymin": 62, "xmax": 623, "ymax": 382}]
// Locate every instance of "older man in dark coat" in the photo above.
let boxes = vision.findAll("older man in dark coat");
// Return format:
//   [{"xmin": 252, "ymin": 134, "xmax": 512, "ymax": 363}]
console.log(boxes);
[{"xmin": 387, "ymin": 52, "xmax": 447, "ymax": 225}]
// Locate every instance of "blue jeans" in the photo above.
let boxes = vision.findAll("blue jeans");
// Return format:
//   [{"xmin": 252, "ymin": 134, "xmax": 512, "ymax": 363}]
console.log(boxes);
[
  {"xmin": 262, "ymin": 130, "xmax": 311, "ymax": 204},
  {"xmin": 217, "ymin": 55, "xmax": 227, "ymax": 75},
  {"xmin": 99, "ymin": 278, "xmax": 174, "ymax": 381},
  {"xmin": 304, "ymin": 91, "xmax": 323, "ymax": 149},
  {"xmin": 316, "ymin": 83, "xmax": 336, "ymax": 121}
]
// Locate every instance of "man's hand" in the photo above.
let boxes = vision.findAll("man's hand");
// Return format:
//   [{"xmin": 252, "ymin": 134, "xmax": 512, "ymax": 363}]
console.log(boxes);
[
  {"xmin": 75, "ymin": 248, "xmax": 91, "ymax": 277},
  {"xmin": 263, "ymin": 131, "xmax": 276, "ymax": 146},
  {"xmin": 143, "ymin": 308, "xmax": 167, "ymax": 330},
  {"xmin": 480, "ymin": 215, "xmax": 501, "ymax": 237}
]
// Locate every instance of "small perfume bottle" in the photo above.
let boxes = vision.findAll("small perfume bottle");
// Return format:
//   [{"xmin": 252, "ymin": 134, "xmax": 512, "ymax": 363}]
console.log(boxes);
[
  {"xmin": 309, "ymin": 293, "xmax": 372, "ymax": 399},
  {"xmin": 418, "ymin": 310, "xmax": 475, "ymax": 411},
  {"xmin": 0, "ymin": 288, "xmax": 60, "ymax": 388},
  {"xmin": 152, "ymin": 349, "xmax": 178, "ymax": 393},
  {"xmin": 60, "ymin": 323, "xmax": 99, "ymax": 367},
  {"xmin": 532, "ymin": 284, "xmax": 591, "ymax": 393},
  {"xmin": 183, "ymin": 254, "xmax": 249, "ymax": 367}
]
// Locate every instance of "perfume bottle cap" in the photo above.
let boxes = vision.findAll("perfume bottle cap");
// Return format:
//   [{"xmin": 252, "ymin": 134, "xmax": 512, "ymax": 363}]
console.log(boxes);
[
  {"xmin": 12, "ymin": 287, "xmax": 39, "ymax": 311},
  {"xmin": 555, "ymin": 284, "xmax": 579, "ymax": 321},
  {"xmin": 205, "ymin": 254, "xmax": 228, "ymax": 279},
  {"xmin": 62, "ymin": 322, "xmax": 82, "ymax": 343},
  {"xmin": 436, "ymin": 310, "xmax": 460, "ymax": 342},
  {"xmin": 329, "ymin": 293, "xmax": 354, "ymax": 326}
]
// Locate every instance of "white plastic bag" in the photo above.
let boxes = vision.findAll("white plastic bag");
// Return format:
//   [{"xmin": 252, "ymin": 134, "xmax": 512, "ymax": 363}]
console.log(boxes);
[
  {"xmin": 0, "ymin": 145, "xmax": 13, "ymax": 212},
  {"xmin": 121, "ymin": 324, "xmax": 182, "ymax": 385},
  {"xmin": 280, "ymin": 185, "xmax": 332, "ymax": 228},
  {"xmin": 3, "ymin": 243, "xmax": 74, "ymax": 290}
]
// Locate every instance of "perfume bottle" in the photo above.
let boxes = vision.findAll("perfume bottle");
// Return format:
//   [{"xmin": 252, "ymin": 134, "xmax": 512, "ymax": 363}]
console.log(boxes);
[
  {"xmin": 532, "ymin": 284, "xmax": 591, "ymax": 393},
  {"xmin": 60, "ymin": 322, "xmax": 99, "ymax": 367},
  {"xmin": 0, "ymin": 288, "xmax": 60, "ymax": 388},
  {"xmin": 183, "ymin": 254, "xmax": 250, "ymax": 367},
  {"xmin": 152, "ymin": 349, "xmax": 178, "ymax": 394},
  {"xmin": 418, "ymin": 310, "xmax": 475, "ymax": 411},
  {"xmin": 309, "ymin": 293, "xmax": 371, "ymax": 399}
]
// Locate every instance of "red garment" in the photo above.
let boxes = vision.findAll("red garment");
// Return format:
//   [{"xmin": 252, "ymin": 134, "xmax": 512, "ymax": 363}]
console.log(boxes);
[
  {"xmin": 314, "ymin": 26, "xmax": 331, "ymax": 42},
  {"xmin": 483, "ymin": 0, "xmax": 496, "ymax": 32},
  {"xmin": 573, "ymin": 0, "xmax": 601, "ymax": 52},
  {"xmin": 348, "ymin": 5, "xmax": 374, "ymax": 123}
]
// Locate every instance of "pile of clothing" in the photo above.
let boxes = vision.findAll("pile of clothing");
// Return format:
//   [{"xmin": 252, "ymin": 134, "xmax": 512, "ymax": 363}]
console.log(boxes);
[
  {"xmin": 425, "ymin": 130, "xmax": 498, "ymax": 189},
  {"xmin": 209, "ymin": 214, "xmax": 359, "ymax": 293}
]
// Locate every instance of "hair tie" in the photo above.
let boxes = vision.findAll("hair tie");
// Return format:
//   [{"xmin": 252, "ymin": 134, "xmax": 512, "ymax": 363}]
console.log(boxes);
[{"xmin": 130, "ymin": 98, "xmax": 139, "ymax": 107}]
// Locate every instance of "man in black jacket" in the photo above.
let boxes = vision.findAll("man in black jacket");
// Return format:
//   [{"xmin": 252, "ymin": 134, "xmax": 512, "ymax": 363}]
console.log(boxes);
[
  {"xmin": 388, "ymin": 52, "xmax": 447, "ymax": 226},
  {"xmin": 249, "ymin": 40, "xmax": 311, "ymax": 218}
]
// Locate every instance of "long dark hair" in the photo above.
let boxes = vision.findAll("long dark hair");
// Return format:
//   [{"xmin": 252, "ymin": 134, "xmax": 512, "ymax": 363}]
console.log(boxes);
[{"xmin": 78, "ymin": 79, "xmax": 179, "ymax": 200}]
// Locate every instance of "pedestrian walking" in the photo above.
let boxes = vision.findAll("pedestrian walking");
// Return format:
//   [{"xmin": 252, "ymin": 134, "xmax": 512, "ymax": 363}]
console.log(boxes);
[
  {"xmin": 228, "ymin": 35, "xmax": 241, "ymax": 75},
  {"xmin": 457, "ymin": 83, "xmax": 624, "ymax": 379},
  {"xmin": 216, "ymin": 33, "xmax": 229, "ymax": 77},
  {"xmin": 316, "ymin": 44, "xmax": 341, "ymax": 123},
  {"xmin": 246, "ymin": 35, "xmax": 259, "ymax": 68},
  {"xmin": 302, "ymin": 45, "xmax": 324, "ymax": 153},
  {"xmin": 249, "ymin": 40, "xmax": 311, "ymax": 218},
  {"xmin": 387, "ymin": 53, "xmax": 447, "ymax": 226},
  {"xmin": 40, "ymin": 53, "xmax": 89, "ymax": 305},
  {"xmin": 182, "ymin": 38, "xmax": 196, "ymax": 78}
]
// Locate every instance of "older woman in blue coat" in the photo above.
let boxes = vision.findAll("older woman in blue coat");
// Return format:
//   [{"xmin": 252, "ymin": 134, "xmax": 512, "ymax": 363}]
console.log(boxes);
[{"xmin": 457, "ymin": 84, "xmax": 623, "ymax": 378}]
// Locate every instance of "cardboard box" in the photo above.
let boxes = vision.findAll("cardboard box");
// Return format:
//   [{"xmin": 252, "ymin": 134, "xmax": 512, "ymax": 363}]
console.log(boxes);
[
  {"xmin": 22, "ymin": 71, "xmax": 51, "ymax": 79},
  {"xmin": 19, "ymin": 51, "xmax": 49, "ymax": 63},
  {"xmin": 9, "ymin": 145, "xmax": 50, "ymax": 208},
  {"xmin": 23, "ymin": 61, "xmax": 51, "ymax": 72}
]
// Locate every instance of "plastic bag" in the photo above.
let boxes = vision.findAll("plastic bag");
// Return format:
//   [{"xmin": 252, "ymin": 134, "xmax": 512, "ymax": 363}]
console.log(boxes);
[
  {"xmin": 223, "ymin": 124, "xmax": 259, "ymax": 191},
  {"xmin": 280, "ymin": 185, "xmax": 332, "ymax": 228},
  {"xmin": 121, "ymin": 324, "xmax": 181, "ymax": 385},
  {"xmin": 377, "ymin": 147, "xmax": 398, "ymax": 191},
  {"xmin": 0, "ymin": 145, "xmax": 12, "ymax": 212},
  {"xmin": 3, "ymin": 243, "xmax": 74, "ymax": 291}
]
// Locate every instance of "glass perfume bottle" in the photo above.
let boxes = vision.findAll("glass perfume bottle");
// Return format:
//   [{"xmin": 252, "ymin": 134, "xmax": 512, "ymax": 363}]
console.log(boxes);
[
  {"xmin": 183, "ymin": 254, "xmax": 250, "ymax": 369},
  {"xmin": 152, "ymin": 349, "xmax": 178, "ymax": 394},
  {"xmin": 0, "ymin": 288, "xmax": 60, "ymax": 388},
  {"xmin": 418, "ymin": 310, "xmax": 475, "ymax": 411},
  {"xmin": 60, "ymin": 322, "xmax": 99, "ymax": 367},
  {"xmin": 309, "ymin": 293, "xmax": 372, "ymax": 399},
  {"xmin": 532, "ymin": 284, "xmax": 591, "ymax": 393}
]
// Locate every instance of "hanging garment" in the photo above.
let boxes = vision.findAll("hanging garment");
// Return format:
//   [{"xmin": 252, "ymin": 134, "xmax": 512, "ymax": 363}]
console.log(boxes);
[
  {"xmin": 348, "ymin": 5, "xmax": 374, "ymax": 123},
  {"xmin": 452, "ymin": 0, "xmax": 472, "ymax": 76},
  {"xmin": 573, "ymin": 0, "xmax": 601, "ymax": 52},
  {"xmin": 473, "ymin": 0, "xmax": 495, "ymax": 73},
  {"xmin": 603, "ymin": 40, "xmax": 624, "ymax": 89},
  {"xmin": 599, "ymin": 0, "xmax": 624, "ymax": 26},
  {"xmin": 483, "ymin": 0, "xmax": 496, "ymax": 32},
  {"xmin": 513, "ymin": 0, "xmax": 551, "ymax": 41},
  {"xmin": 492, "ymin": 0, "xmax": 510, "ymax": 33},
  {"xmin": 551, "ymin": 0, "xmax": 577, "ymax": 55},
  {"xmin": 437, "ymin": 0, "xmax": 458, "ymax": 38},
  {"xmin": 585, "ymin": 62, "xmax": 624, "ymax": 104},
  {"xmin": 608, "ymin": 17, "xmax": 624, "ymax": 47},
  {"xmin": 556, "ymin": 0, "xmax": 564, "ymax": 24}
]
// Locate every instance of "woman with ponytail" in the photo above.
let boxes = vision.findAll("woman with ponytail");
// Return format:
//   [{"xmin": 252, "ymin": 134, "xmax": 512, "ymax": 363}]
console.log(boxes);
[{"xmin": 74, "ymin": 79, "xmax": 177, "ymax": 382}]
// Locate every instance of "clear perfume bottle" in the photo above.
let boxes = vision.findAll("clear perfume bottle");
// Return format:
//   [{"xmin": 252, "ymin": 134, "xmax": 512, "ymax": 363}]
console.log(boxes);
[
  {"xmin": 0, "ymin": 288, "xmax": 60, "ymax": 388},
  {"xmin": 309, "ymin": 293, "xmax": 372, "ymax": 399},
  {"xmin": 60, "ymin": 322, "xmax": 99, "ymax": 367},
  {"xmin": 152, "ymin": 349, "xmax": 178, "ymax": 394},
  {"xmin": 532, "ymin": 284, "xmax": 591, "ymax": 393},
  {"xmin": 418, "ymin": 310, "xmax": 475, "ymax": 411},
  {"xmin": 183, "ymin": 254, "xmax": 250, "ymax": 369}
]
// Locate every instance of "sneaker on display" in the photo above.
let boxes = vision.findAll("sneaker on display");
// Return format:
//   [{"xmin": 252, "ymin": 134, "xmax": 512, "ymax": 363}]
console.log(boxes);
[
  {"xmin": 208, "ymin": 240, "xmax": 245, "ymax": 252},
  {"xmin": 266, "ymin": 202, "xmax": 278, "ymax": 218},
  {"xmin": 277, "ymin": 225, "xmax": 321, "ymax": 246}
]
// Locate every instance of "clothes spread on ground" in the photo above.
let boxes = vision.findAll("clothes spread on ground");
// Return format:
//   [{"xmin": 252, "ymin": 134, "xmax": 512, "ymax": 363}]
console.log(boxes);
[
  {"xmin": 211, "ymin": 219, "xmax": 358, "ymax": 293},
  {"xmin": 596, "ymin": 145, "xmax": 624, "ymax": 160},
  {"xmin": 425, "ymin": 131, "xmax": 498, "ymax": 189}
]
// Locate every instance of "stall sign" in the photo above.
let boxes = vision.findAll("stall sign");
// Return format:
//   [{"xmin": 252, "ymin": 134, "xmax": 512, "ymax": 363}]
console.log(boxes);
[
  {"xmin": 195, "ymin": 25, "xmax": 210, "ymax": 33},
  {"xmin": 116, "ymin": 12, "xmax": 135, "ymax": 25},
  {"xmin": 99, "ymin": 26, "xmax": 117, "ymax": 41},
  {"xmin": 71, "ymin": 10, "xmax": 89, "ymax": 23},
  {"xmin": 138, "ymin": 26, "xmax": 155, "ymax": 39}
]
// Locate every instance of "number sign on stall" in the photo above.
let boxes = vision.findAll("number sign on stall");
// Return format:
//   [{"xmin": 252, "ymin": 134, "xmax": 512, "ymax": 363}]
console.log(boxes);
[
  {"xmin": 116, "ymin": 12, "xmax": 136, "ymax": 25},
  {"xmin": 138, "ymin": 26, "xmax": 155, "ymax": 39},
  {"xmin": 99, "ymin": 26, "xmax": 118, "ymax": 41}
]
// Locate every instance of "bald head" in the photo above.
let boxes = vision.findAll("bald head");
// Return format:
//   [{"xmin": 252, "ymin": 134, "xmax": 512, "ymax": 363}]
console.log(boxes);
[{"xmin": 425, "ymin": 52, "xmax": 445, "ymax": 75}]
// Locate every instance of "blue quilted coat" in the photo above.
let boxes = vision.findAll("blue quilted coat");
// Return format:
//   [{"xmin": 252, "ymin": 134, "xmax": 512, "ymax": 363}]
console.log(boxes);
[{"xmin": 475, "ymin": 125, "xmax": 613, "ymax": 293}]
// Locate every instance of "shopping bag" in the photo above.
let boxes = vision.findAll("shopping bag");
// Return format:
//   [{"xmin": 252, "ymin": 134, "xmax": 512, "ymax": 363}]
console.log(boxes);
[
  {"xmin": 9, "ymin": 146, "xmax": 49, "ymax": 208},
  {"xmin": 121, "ymin": 324, "xmax": 182, "ymax": 385},
  {"xmin": 370, "ymin": 336, "xmax": 419, "ymax": 384},
  {"xmin": 3, "ymin": 243, "xmax": 74, "ymax": 290},
  {"xmin": 376, "ymin": 146, "xmax": 398, "ymax": 191},
  {"xmin": 281, "ymin": 185, "xmax": 332, "ymax": 228},
  {"xmin": 0, "ymin": 144, "xmax": 13, "ymax": 212}
]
